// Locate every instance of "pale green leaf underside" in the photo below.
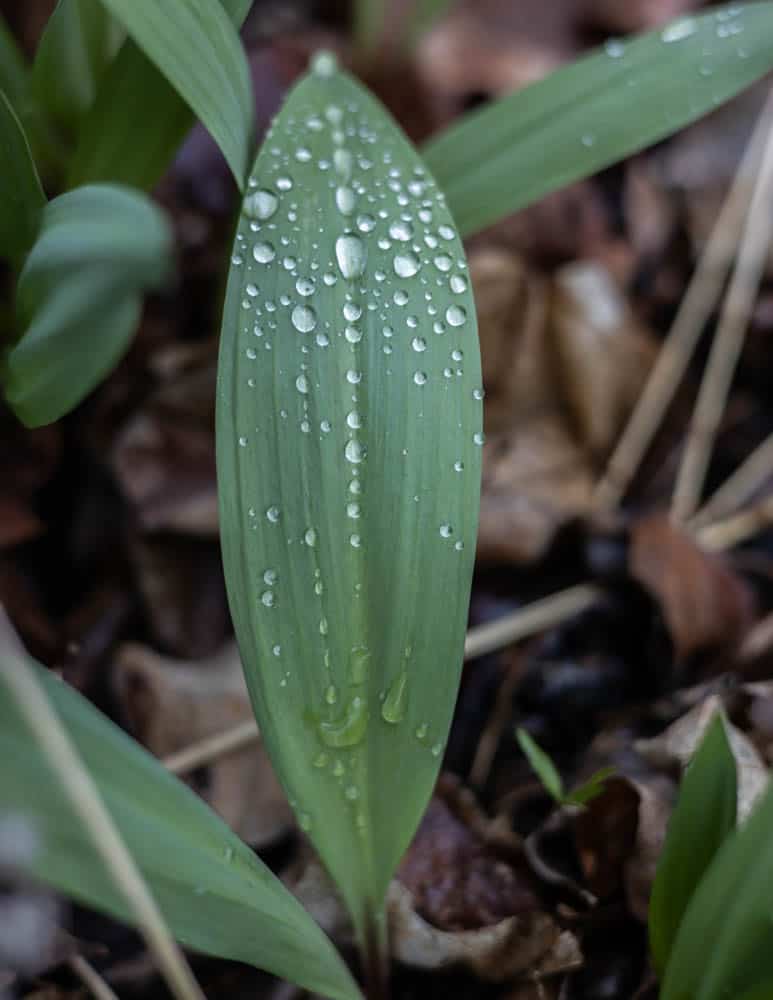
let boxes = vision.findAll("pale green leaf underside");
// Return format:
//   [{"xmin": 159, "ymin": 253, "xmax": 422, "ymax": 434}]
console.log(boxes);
[
  {"xmin": 5, "ymin": 184, "xmax": 172, "ymax": 426},
  {"xmin": 68, "ymin": 0, "xmax": 253, "ymax": 190},
  {"xmin": 95, "ymin": 0, "xmax": 253, "ymax": 189},
  {"xmin": 0, "ymin": 89, "xmax": 45, "ymax": 260},
  {"xmin": 0, "ymin": 657, "xmax": 361, "ymax": 1000},
  {"xmin": 648, "ymin": 713, "xmax": 737, "ymax": 977},
  {"xmin": 425, "ymin": 2, "xmax": 773, "ymax": 236},
  {"xmin": 661, "ymin": 774, "xmax": 773, "ymax": 1000},
  {"xmin": 217, "ymin": 57, "xmax": 482, "ymax": 932}
]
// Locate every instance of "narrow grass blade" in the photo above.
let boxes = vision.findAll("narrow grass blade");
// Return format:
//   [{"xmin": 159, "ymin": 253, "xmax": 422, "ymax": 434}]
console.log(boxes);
[
  {"xmin": 0, "ymin": 90, "xmax": 45, "ymax": 261},
  {"xmin": 0, "ymin": 655, "xmax": 362, "ymax": 1000},
  {"xmin": 69, "ymin": 0, "xmax": 252, "ymax": 190},
  {"xmin": 217, "ymin": 54, "xmax": 482, "ymax": 939},
  {"xmin": 649, "ymin": 713, "xmax": 737, "ymax": 976},
  {"xmin": 94, "ymin": 0, "xmax": 253, "ymax": 190},
  {"xmin": 516, "ymin": 728, "xmax": 564, "ymax": 803},
  {"xmin": 423, "ymin": 2, "xmax": 773, "ymax": 236},
  {"xmin": 32, "ymin": 0, "xmax": 123, "ymax": 138},
  {"xmin": 4, "ymin": 184, "xmax": 172, "ymax": 426},
  {"xmin": 661, "ymin": 775, "xmax": 773, "ymax": 1000}
]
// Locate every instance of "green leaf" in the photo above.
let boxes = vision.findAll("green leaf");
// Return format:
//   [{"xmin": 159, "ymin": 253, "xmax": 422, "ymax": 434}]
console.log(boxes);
[
  {"xmin": 0, "ymin": 13, "xmax": 29, "ymax": 112},
  {"xmin": 217, "ymin": 54, "xmax": 482, "ymax": 940},
  {"xmin": 565, "ymin": 767, "xmax": 616, "ymax": 807},
  {"xmin": 649, "ymin": 713, "xmax": 737, "ymax": 978},
  {"xmin": 0, "ymin": 89, "xmax": 45, "ymax": 261},
  {"xmin": 736, "ymin": 984, "xmax": 773, "ymax": 1000},
  {"xmin": 424, "ymin": 2, "xmax": 773, "ymax": 237},
  {"xmin": 68, "ymin": 0, "xmax": 252, "ymax": 190},
  {"xmin": 516, "ymin": 728, "xmax": 565, "ymax": 804},
  {"xmin": 32, "ymin": 0, "xmax": 123, "ymax": 138},
  {"xmin": 0, "ymin": 655, "xmax": 361, "ymax": 1000},
  {"xmin": 661, "ymin": 775, "xmax": 773, "ymax": 1000},
  {"xmin": 4, "ymin": 184, "xmax": 172, "ymax": 426},
  {"xmin": 94, "ymin": 0, "xmax": 253, "ymax": 190}
]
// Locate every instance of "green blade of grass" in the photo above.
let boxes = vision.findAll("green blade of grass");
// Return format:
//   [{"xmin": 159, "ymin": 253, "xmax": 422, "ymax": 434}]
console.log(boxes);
[
  {"xmin": 94, "ymin": 0, "xmax": 253, "ymax": 190},
  {"xmin": 661, "ymin": 774, "xmax": 773, "ymax": 1000},
  {"xmin": 0, "ymin": 654, "xmax": 362, "ymax": 1000},
  {"xmin": 0, "ymin": 90, "xmax": 45, "ymax": 261},
  {"xmin": 31, "ymin": 0, "xmax": 123, "ymax": 139},
  {"xmin": 515, "ymin": 728, "xmax": 564, "ymax": 804},
  {"xmin": 217, "ymin": 54, "xmax": 482, "ymax": 943},
  {"xmin": 0, "ymin": 13, "xmax": 29, "ymax": 112},
  {"xmin": 424, "ymin": 2, "xmax": 773, "ymax": 237},
  {"xmin": 4, "ymin": 184, "xmax": 172, "ymax": 425},
  {"xmin": 648, "ymin": 712, "xmax": 737, "ymax": 977},
  {"xmin": 68, "ymin": 0, "xmax": 252, "ymax": 190}
]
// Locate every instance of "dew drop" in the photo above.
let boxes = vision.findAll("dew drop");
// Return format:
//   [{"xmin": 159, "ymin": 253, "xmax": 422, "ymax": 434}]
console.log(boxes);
[
  {"xmin": 449, "ymin": 274, "xmax": 467, "ymax": 294},
  {"xmin": 350, "ymin": 533, "xmax": 362, "ymax": 548},
  {"xmin": 415, "ymin": 722, "xmax": 428, "ymax": 740},
  {"xmin": 345, "ymin": 440, "xmax": 365, "ymax": 463},
  {"xmin": 295, "ymin": 374, "xmax": 310, "ymax": 394},
  {"xmin": 253, "ymin": 242, "xmax": 276, "ymax": 264},
  {"xmin": 434, "ymin": 254, "xmax": 453, "ymax": 272},
  {"xmin": 263, "ymin": 569, "xmax": 277, "ymax": 585},
  {"xmin": 605, "ymin": 38, "xmax": 625, "ymax": 57},
  {"xmin": 345, "ymin": 326, "xmax": 362, "ymax": 344},
  {"xmin": 454, "ymin": 460, "xmax": 464, "ymax": 472},
  {"xmin": 346, "ymin": 502, "xmax": 361, "ymax": 519},
  {"xmin": 411, "ymin": 337, "xmax": 427, "ymax": 353},
  {"xmin": 296, "ymin": 276, "xmax": 316, "ymax": 297},
  {"xmin": 393, "ymin": 290, "xmax": 409, "ymax": 306},
  {"xmin": 389, "ymin": 220, "xmax": 413, "ymax": 242},
  {"xmin": 394, "ymin": 252, "xmax": 420, "ymax": 278},
  {"xmin": 323, "ymin": 271, "xmax": 338, "ymax": 287},
  {"xmin": 325, "ymin": 684, "xmax": 338, "ymax": 705},
  {"xmin": 346, "ymin": 369, "xmax": 362, "ymax": 384},
  {"xmin": 243, "ymin": 188, "xmax": 278, "ymax": 221},
  {"xmin": 346, "ymin": 410, "xmax": 362, "ymax": 429},
  {"xmin": 446, "ymin": 305, "xmax": 467, "ymax": 327},
  {"xmin": 266, "ymin": 506, "xmax": 280, "ymax": 523},
  {"xmin": 455, "ymin": 540, "xmax": 464, "ymax": 551},
  {"xmin": 336, "ymin": 186, "xmax": 356, "ymax": 215},
  {"xmin": 321, "ymin": 419, "xmax": 332, "ymax": 433},
  {"xmin": 343, "ymin": 302, "xmax": 362, "ymax": 322},
  {"xmin": 319, "ymin": 695, "xmax": 367, "ymax": 748},
  {"xmin": 430, "ymin": 742, "xmax": 443, "ymax": 758},
  {"xmin": 336, "ymin": 235, "xmax": 367, "ymax": 280},
  {"xmin": 238, "ymin": 435, "xmax": 248, "ymax": 447},
  {"xmin": 273, "ymin": 644, "xmax": 281, "ymax": 656},
  {"xmin": 413, "ymin": 371, "xmax": 427, "ymax": 386},
  {"xmin": 345, "ymin": 785, "xmax": 359, "ymax": 801},
  {"xmin": 314, "ymin": 751, "xmax": 329, "ymax": 768},
  {"xmin": 438, "ymin": 224, "xmax": 455, "ymax": 240},
  {"xmin": 440, "ymin": 523, "xmax": 453, "ymax": 538},
  {"xmin": 277, "ymin": 175, "xmax": 293, "ymax": 192},
  {"xmin": 333, "ymin": 148, "xmax": 353, "ymax": 178},
  {"xmin": 451, "ymin": 348, "xmax": 463, "ymax": 362},
  {"xmin": 473, "ymin": 431, "xmax": 485, "ymax": 446},
  {"xmin": 316, "ymin": 332, "xmax": 330, "ymax": 347},
  {"xmin": 661, "ymin": 17, "xmax": 697, "ymax": 42},
  {"xmin": 381, "ymin": 670, "xmax": 408, "ymax": 724},
  {"xmin": 304, "ymin": 528, "xmax": 317, "ymax": 546},
  {"xmin": 356, "ymin": 213, "xmax": 376, "ymax": 233},
  {"xmin": 261, "ymin": 590, "xmax": 275, "ymax": 607},
  {"xmin": 292, "ymin": 305, "xmax": 317, "ymax": 333}
]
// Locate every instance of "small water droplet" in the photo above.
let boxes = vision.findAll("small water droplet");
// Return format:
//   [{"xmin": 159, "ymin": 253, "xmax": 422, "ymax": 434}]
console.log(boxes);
[
  {"xmin": 296, "ymin": 276, "xmax": 316, "ymax": 297},
  {"xmin": 316, "ymin": 332, "xmax": 330, "ymax": 347},
  {"xmin": 261, "ymin": 590, "xmax": 275, "ymax": 607},
  {"xmin": 346, "ymin": 410, "xmax": 362, "ymax": 429},
  {"xmin": 323, "ymin": 271, "xmax": 338, "ymax": 286},
  {"xmin": 416, "ymin": 722, "xmax": 428, "ymax": 740},
  {"xmin": 346, "ymin": 502, "xmax": 361, "ymax": 519},
  {"xmin": 440, "ymin": 523, "xmax": 453, "ymax": 538},
  {"xmin": 292, "ymin": 305, "xmax": 317, "ymax": 333},
  {"xmin": 298, "ymin": 812, "xmax": 312, "ymax": 832},
  {"xmin": 350, "ymin": 533, "xmax": 362, "ymax": 548},
  {"xmin": 438, "ymin": 224, "xmax": 454, "ymax": 240},
  {"xmin": 430, "ymin": 742, "xmax": 443, "ymax": 758},
  {"xmin": 343, "ymin": 302, "xmax": 362, "ymax": 322},
  {"xmin": 449, "ymin": 274, "xmax": 467, "ymax": 294},
  {"xmin": 434, "ymin": 254, "xmax": 453, "ymax": 272},
  {"xmin": 346, "ymin": 369, "xmax": 362, "ymax": 384},
  {"xmin": 382, "ymin": 670, "xmax": 408, "ymax": 724},
  {"xmin": 277, "ymin": 175, "xmax": 293, "ymax": 192},
  {"xmin": 325, "ymin": 684, "xmax": 338, "ymax": 705},
  {"xmin": 244, "ymin": 188, "xmax": 278, "ymax": 221},
  {"xmin": 473, "ymin": 388, "xmax": 484, "ymax": 400},
  {"xmin": 313, "ymin": 751, "xmax": 329, "ymax": 768},
  {"xmin": 605, "ymin": 38, "xmax": 625, "ymax": 57},
  {"xmin": 473, "ymin": 431, "xmax": 485, "ymax": 446},
  {"xmin": 333, "ymin": 148, "xmax": 353, "ymax": 178},
  {"xmin": 253, "ymin": 242, "xmax": 276, "ymax": 264},
  {"xmin": 321, "ymin": 419, "xmax": 332, "ymax": 433},
  {"xmin": 312, "ymin": 50, "xmax": 338, "ymax": 76},
  {"xmin": 389, "ymin": 220, "xmax": 413, "ymax": 242},
  {"xmin": 319, "ymin": 617, "xmax": 329, "ymax": 635},
  {"xmin": 661, "ymin": 17, "xmax": 697, "ymax": 42},
  {"xmin": 296, "ymin": 374, "xmax": 310, "ymax": 394},
  {"xmin": 336, "ymin": 235, "xmax": 367, "ymax": 280},
  {"xmin": 345, "ymin": 785, "xmax": 359, "ymax": 801},
  {"xmin": 263, "ymin": 569, "xmax": 277, "ymax": 585},
  {"xmin": 455, "ymin": 540, "xmax": 464, "ymax": 551},
  {"xmin": 413, "ymin": 371, "xmax": 427, "ymax": 386},
  {"xmin": 411, "ymin": 337, "xmax": 427, "ymax": 353},
  {"xmin": 349, "ymin": 478, "xmax": 361, "ymax": 494},
  {"xmin": 356, "ymin": 213, "xmax": 376, "ymax": 233},
  {"xmin": 295, "ymin": 146, "xmax": 312, "ymax": 163},
  {"xmin": 393, "ymin": 290, "xmax": 409, "ymax": 306},
  {"xmin": 238, "ymin": 435, "xmax": 248, "ymax": 447},
  {"xmin": 451, "ymin": 348, "xmax": 463, "ymax": 362},
  {"xmin": 273, "ymin": 644, "xmax": 281, "ymax": 656},
  {"xmin": 394, "ymin": 253, "xmax": 420, "ymax": 278},
  {"xmin": 345, "ymin": 326, "xmax": 362, "ymax": 344},
  {"xmin": 266, "ymin": 506, "xmax": 280, "ymax": 523},
  {"xmin": 224, "ymin": 846, "xmax": 234, "ymax": 862},
  {"xmin": 304, "ymin": 528, "xmax": 317, "ymax": 546}
]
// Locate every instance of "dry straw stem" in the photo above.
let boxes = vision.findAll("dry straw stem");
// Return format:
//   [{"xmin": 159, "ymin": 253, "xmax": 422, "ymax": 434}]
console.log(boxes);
[
  {"xmin": 67, "ymin": 955, "xmax": 121, "ymax": 1000},
  {"xmin": 164, "ymin": 717, "xmax": 259, "ymax": 774},
  {"xmin": 672, "ymin": 103, "xmax": 773, "ymax": 523},
  {"xmin": 698, "ymin": 494, "xmax": 773, "ymax": 552},
  {"xmin": 593, "ymin": 90, "xmax": 773, "ymax": 513},
  {"xmin": 0, "ymin": 654, "xmax": 206, "ymax": 1000},
  {"xmin": 691, "ymin": 429, "xmax": 773, "ymax": 529}
]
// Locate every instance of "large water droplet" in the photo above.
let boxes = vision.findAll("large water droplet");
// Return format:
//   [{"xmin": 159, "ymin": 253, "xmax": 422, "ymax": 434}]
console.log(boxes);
[
  {"xmin": 345, "ymin": 326, "xmax": 362, "ymax": 344},
  {"xmin": 292, "ymin": 305, "xmax": 317, "ymax": 332},
  {"xmin": 336, "ymin": 186, "xmax": 356, "ymax": 216},
  {"xmin": 389, "ymin": 220, "xmax": 413, "ymax": 242},
  {"xmin": 296, "ymin": 277, "xmax": 316, "ymax": 297},
  {"xmin": 244, "ymin": 188, "xmax": 278, "ymax": 221},
  {"xmin": 411, "ymin": 337, "xmax": 427, "ymax": 353},
  {"xmin": 253, "ymin": 242, "xmax": 276, "ymax": 264},
  {"xmin": 446, "ymin": 305, "xmax": 467, "ymax": 327},
  {"xmin": 319, "ymin": 695, "xmax": 367, "ymax": 748},
  {"xmin": 449, "ymin": 274, "xmax": 467, "ymax": 294},
  {"xmin": 394, "ymin": 253, "xmax": 420, "ymax": 278},
  {"xmin": 311, "ymin": 51, "xmax": 338, "ymax": 76},
  {"xmin": 336, "ymin": 235, "xmax": 367, "ymax": 280},
  {"xmin": 382, "ymin": 670, "xmax": 408, "ymax": 724},
  {"xmin": 345, "ymin": 440, "xmax": 365, "ymax": 463},
  {"xmin": 343, "ymin": 302, "xmax": 362, "ymax": 322}
]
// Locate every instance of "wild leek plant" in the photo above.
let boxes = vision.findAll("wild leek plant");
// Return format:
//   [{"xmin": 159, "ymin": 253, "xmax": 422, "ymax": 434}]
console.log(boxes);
[{"xmin": 4, "ymin": 2, "xmax": 773, "ymax": 999}]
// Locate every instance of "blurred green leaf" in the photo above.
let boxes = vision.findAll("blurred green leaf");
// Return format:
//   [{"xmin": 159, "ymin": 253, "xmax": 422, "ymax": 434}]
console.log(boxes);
[
  {"xmin": 565, "ymin": 767, "xmax": 616, "ymax": 807},
  {"xmin": 217, "ymin": 55, "xmax": 482, "ymax": 942},
  {"xmin": 736, "ymin": 984, "xmax": 773, "ymax": 1000},
  {"xmin": 650, "ymin": 713, "xmax": 737, "ymax": 978},
  {"xmin": 424, "ymin": 2, "xmax": 773, "ymax": 236},
  {"xmin": 0, "ymin": 13, "xmax": 29, "ymax": 112},
  {"xmin": 94, "ymin": 0, "xmax": 253, "ymax": 190},
  {"xmin": 516, "ymin": 728, "xmax": 565, "ymax": 803},
  {"xmin": 661, "ymin": 771, "xmax": 773, "ymax": 1000},
  {"xmin": 0, "ymin": 89, "xmax": 45, "ymax": 261},
  {"xmin": 32, "ymin": 0, "xmax": 123, "ymax": 138},
  {"xmin": 4, "ymin": 184, "xmax": 172, "ymax": 425},
  {"xmin": 404, "ymin": 0, "xmax": 457, "ymax": 47},
  {"xmin": 0, "ymin": 654, "xmax": 362, "ymax": 1000},
  {"xmin": 69, "ymin": 0, "xmax": 252, "ymax": 190}
]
